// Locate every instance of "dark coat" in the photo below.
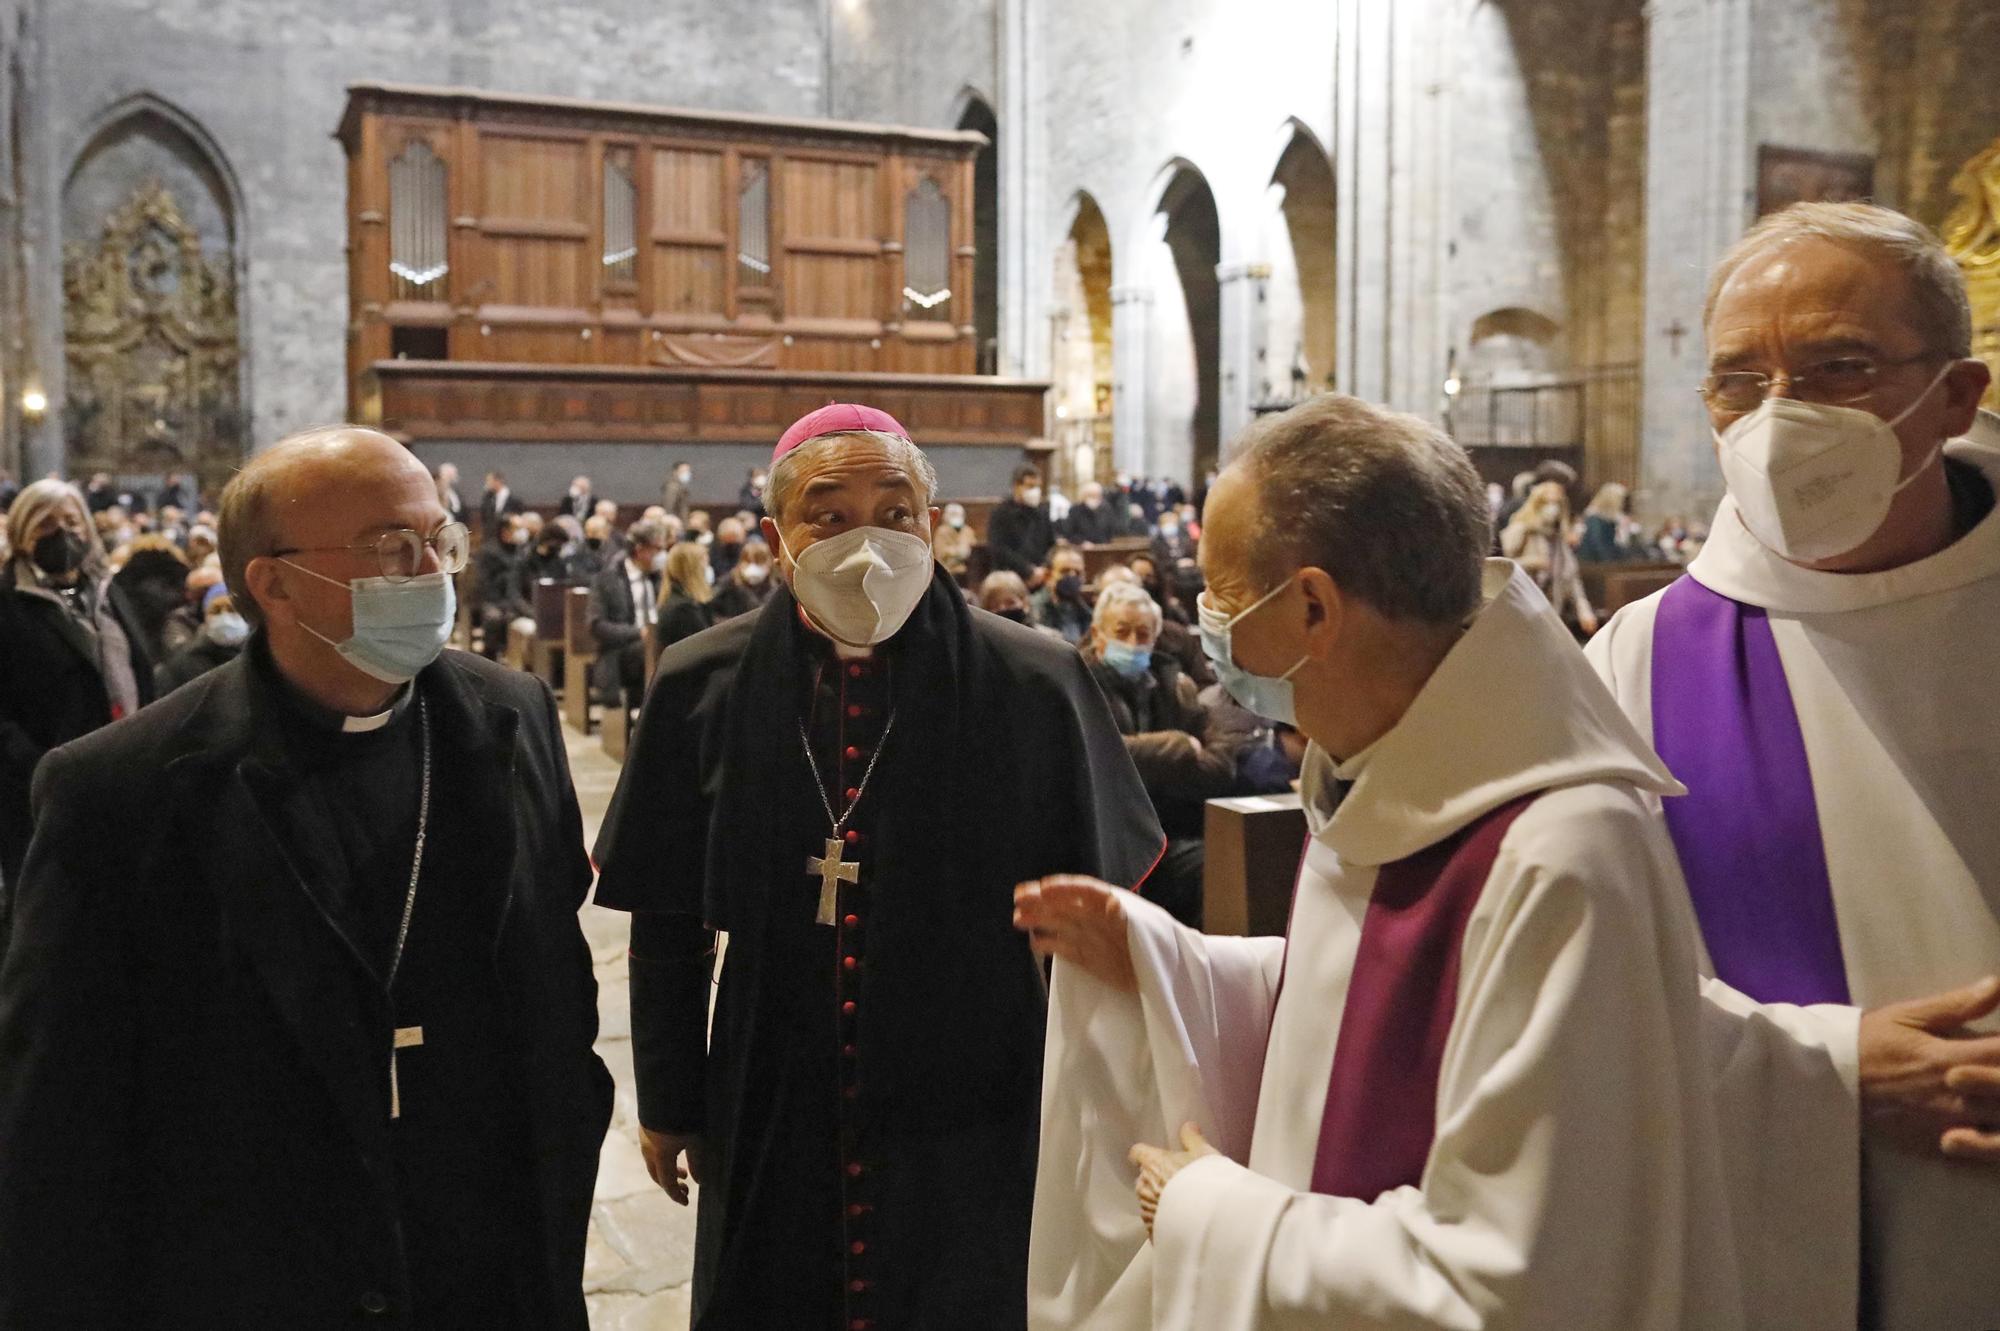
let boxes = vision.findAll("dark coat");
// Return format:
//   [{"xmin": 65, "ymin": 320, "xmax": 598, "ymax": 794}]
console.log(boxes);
[
  {"xmin": 477, "ymin": 488, "xmax": 526, "ymax": 541},
  {"xmin": 587, "ymin": 559, "xmax": 658, "ymax": 652},
  {"xmin": 984, "ymin": 498, "xmax": 1054, "ymax": 579},
  {"xmin": 1061, "ymin": 501, "xmax": 1120, "ymax": 546},
  {"xmin": 153, "ymin": 632, "xmax": 242, "ymax": 696},
  {"xmin": 594, "ymin": 570, "xmax": 1164, "ymax": 1329},
  {"xmin": 0, "ymin": 563, "xmax": 152, "ymax": 881},
  {"xmin": 1085, "ymin": 649, "xmax": 1239, "ymax": 837},
  {"xmin": 0, "ymin": 649, "xmax": 612, "ymax": 1329},
  {"xmin": 653, "ymin": 588, "xmax": 713, "ymax": 651},
  {"xmin": 471, "ymin": 542, "xmax": 529, "ymax": 619}
]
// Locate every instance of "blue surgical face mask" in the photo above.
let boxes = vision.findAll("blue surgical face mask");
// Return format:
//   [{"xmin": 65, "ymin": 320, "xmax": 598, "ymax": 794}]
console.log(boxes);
[
  {"xmin": 1197, "ymin": 575, "xmax": 1308, "ymax": 724},
  {"xmin": 206, "ymin": 611, "xmax": 251, "ymax": 648},
  {"xmin": 281, "ymin": 561, "xmax": 456, "ymax": 684},
  {"xmin": 1101, "ymin": 638, "xmax": 1153, "ymax": 679}
]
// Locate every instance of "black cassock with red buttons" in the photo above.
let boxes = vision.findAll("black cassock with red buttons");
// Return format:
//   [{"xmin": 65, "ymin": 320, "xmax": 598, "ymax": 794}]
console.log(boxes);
[{"xmin": 596, "ymin": 564, "xmax": 1163, "ymax": 1330}]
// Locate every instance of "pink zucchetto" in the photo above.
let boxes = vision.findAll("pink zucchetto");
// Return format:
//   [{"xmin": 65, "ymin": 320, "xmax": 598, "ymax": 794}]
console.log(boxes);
[{"xmin": 773, "ymin": 402, "xmax": 911, "ymax": 463}]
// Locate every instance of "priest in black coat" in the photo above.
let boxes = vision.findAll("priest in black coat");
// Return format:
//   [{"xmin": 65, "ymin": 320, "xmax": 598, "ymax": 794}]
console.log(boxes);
[
  {"xmin": 0, "ymin": 427, "xmax": 612, "ymax": 1329},
  {"xmin": 594, "ymin": 403, "xmax": 1164, "ymax": 1331}
]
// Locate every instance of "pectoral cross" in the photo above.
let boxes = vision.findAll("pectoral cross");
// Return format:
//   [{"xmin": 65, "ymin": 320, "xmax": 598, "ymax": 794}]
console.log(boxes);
[
  {"xmin": 390, "ymin": 1025, "xmax": 424, "ymax": 1120},
  {"xmin": 807, "ymin": 837, "xmax": 860, "ymax": 926}
]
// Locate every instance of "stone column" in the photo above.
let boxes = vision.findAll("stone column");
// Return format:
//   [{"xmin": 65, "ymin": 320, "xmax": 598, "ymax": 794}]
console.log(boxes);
[
  {"xmin": 18, "ymin": 0, "xmax": 63, "ymax": 479},
  {"xmin": 1215, "ymin": 261, "xmax": 1268, "ymax": 456},
  {"xmin": 1639, "ymin": 0, "xmax": 1753, "ymax": 521},
  {"xmin": 1110, "ymin": 284, "xmax": 1151, "ymax": 475},
  {"xmin": 997, "ymin": 0, "xmax": 1042, "ymax": 379}
]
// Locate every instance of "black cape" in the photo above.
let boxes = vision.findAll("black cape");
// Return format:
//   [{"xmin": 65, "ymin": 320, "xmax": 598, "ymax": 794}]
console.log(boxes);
[{"xmin": 594, "ymin": 565, "xmax": 1163, "ymax": 1329}]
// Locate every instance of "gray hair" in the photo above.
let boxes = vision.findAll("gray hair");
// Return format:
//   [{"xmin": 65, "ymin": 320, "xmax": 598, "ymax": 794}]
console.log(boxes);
[
  {"xmin": 1705, "ymin": 201, "xmax": 1973, "ymax": 357},
  {"xmin": 1092, "ymin": 579, "xmax": 1163, "ymax": 635},
  {"xmin": 7, "ymin": 479, "xmax": 103, "ymax": 578},
  {"xmin": 1234, "ymin": 394, "xmax": 1490, "ymax": 626},
  {"xmin": 766, "ymin": 430, "xmax": 939, "ymax": 525},
  {"xmin": 627, "ymin": 518, "xmax": 667, "ymax": 552}
]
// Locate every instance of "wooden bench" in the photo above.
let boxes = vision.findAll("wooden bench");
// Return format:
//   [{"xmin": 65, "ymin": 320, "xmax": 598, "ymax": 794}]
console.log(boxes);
[
  {"xmin": 1581, "ymin": 560, "xmax": 1683, "ymax": 616},
  {"xmin": 1202, "ymin": 793, "xmax": 1307, "ymax": 936},
  {"xmin": 600, "ymin": 626, "xmax": 665, "ymax": 764},
  {"xmin": 527, "ymin": 578, "xmax": 571, "ymax": 691},
  {"xmin": 562, "ymin": 586, "xmax": 596, "ymax": 733}
]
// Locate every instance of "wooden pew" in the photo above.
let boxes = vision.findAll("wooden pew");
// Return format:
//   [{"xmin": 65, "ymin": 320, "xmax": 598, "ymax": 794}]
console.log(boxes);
[
  {"xmin": 1202, "ymin": 793, "xmax": 1307, "ymax": 936},
  {"xmin": 562, "ymin": 587, "xmax": 596, "ymax": 733},
  {"xmin": 1580, "ymin": 560, "xmax": 1683, "ymax": 617},
  {"xmin": 527, "ymin": 578, "xmax": 571, "ymax": 691}
]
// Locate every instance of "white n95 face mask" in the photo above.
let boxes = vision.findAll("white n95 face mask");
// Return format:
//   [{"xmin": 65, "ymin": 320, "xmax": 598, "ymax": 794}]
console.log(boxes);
[
  {"xmin": 1716, "ymin": 364, "xmax": 1952, "ymax": 563},
  {"xmin": 780, "ymin": 526, "xmax": 934, "ymax": 647}
]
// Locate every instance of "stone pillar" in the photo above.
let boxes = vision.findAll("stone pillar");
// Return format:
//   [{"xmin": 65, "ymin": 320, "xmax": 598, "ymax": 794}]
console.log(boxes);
[
  {"xmin": 997, "ymin": 0, "xmax": 1042, "ymax": 379},
  {"xmin": 1111, "ymin": 284, "xmax": 1151, "ymax": 475},
  {"xmin": 1333, "ymin": 0, "xmax": 1393, "ymax": 405},
  {"xmin": 1639, "ymin": 0, "xmax": 1753, "ymax": 522},
  {"xmin": 18, "ymin": 0, "xmax": 63, "ymax": 480},
  {"xmin": 1215, "ymin": 261, "xmax": 1268, "ymax": 456}
]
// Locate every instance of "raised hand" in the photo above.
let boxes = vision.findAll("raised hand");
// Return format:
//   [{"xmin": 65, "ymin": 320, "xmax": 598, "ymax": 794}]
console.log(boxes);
[{"xmin": 1013, "ymin": 875, "xmax": 1139, "ymax": 994}]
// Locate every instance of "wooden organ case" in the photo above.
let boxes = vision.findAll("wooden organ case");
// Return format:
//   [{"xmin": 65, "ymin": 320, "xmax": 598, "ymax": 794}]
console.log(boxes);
[{"xmin": 336, "ymin": 83, "xmax": 1045, "ymax": 484}]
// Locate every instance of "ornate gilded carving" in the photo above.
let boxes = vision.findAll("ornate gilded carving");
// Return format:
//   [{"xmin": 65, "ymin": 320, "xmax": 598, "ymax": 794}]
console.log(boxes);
[
  {"xmin": 62, "ymin": 179, "xmax": 242, "ymax": 478},
  {"xmin": 1942, "ymin": 138, "xmax": 2000, "ymax": 410}
]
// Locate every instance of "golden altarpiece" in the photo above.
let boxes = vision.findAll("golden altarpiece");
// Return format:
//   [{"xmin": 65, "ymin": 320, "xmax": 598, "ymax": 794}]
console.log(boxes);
[
  {"xmin": 62, "ymin": 180, "xmax": 243, "ymax": 485},
  {"xmin": 1944, "ymin": 138, "xmax": 2000, "ymax": 411}
]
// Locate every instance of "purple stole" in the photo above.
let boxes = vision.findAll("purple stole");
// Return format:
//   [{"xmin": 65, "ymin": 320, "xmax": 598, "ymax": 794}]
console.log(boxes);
[
  {"xmin": 1308, "ymin": 796, "xmax": 1537, "ymax": 1200},
  {"xmin": 1649, "ymin": 576, "xmax": 1850, "ymax": 1005}
]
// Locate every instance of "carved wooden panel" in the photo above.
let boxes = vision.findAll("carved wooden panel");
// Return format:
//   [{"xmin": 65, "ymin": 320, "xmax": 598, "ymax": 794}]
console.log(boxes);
[{"xmin": 340, "ymin": 83, "xmax": 991, "ymax": 421}]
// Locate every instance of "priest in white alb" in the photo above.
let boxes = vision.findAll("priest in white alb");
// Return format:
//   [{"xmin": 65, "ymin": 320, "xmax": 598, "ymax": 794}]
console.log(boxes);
[
  {"xmin": 1017, "ymin": 395, "xmax": 1763, "ymax": 1330},
  {"xmin": 1588, "ymin": 200, "xmax": 2000, "ymax": 1331}
]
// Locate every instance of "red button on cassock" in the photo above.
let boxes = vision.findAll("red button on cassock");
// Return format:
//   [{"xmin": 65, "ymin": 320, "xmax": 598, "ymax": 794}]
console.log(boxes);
[
  {"xmin": 844, "ymin": 745, "xmax": 863, "ymax": 761},
  {"xmin": 848, "ymin": 664, "xmax": 864, "ymax": 679},
  {"xmin": 844, "ymin": 787, "xmax": 861, "ymax": 801},
  {"xmin": 847, "ymin": 1162, "xmax": 864, "ymax": 1179},
  {"xmin": 847, "ymin": 1203, "xmax": 865, "ymax": 1217},
  {"xmin": 850, "ymin": 1279, "xmax": 870, "ymax": 1293},
  {"xmin": 842, "ymin": 1043, "xmax": 857, "ymax": 1056},
  {"xmin": 843, "ymin": 956, "xmax": 858, "ymax": 971},
  {"xmin": 851, "ymin": 1319, "xmax": 872, "ymax": 1329},
  {"xmin": 845, "ymin": 830, "xmax": 863, "ymax": 844},
  {"xmin": 842, "ymin": 914, "xmax": 859, "ymax": 928},
  {"xmin": 842, "ymin": 1001, "xmax": 857, "ymax": 1016},
  {"xmin": 850, "ymin": 1240, "xmax": 866, "ymax": 1255},
  {"xmin": 847, "ymin": 704, "xmax": 864, "ymax": 718}
]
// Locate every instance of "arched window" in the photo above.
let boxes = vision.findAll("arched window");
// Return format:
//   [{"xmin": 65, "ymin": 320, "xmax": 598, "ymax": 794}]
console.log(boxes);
[
  {"xmin": 388, "ymin": 140, "xmax": 449, "ymax": 298},
  {"xmin": 902, "ymin": 176, "xmax": 951, "ymax": 321}
]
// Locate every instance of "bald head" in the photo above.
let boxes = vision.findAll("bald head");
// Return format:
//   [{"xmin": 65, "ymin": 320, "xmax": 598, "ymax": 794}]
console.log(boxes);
[{"xmin": 219, "ymin": 426, "xmax": 439, "ymax": 628}]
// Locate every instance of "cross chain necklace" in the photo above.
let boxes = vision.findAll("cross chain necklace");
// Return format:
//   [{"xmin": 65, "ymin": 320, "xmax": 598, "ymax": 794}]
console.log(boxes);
[
  {"xmin": 797, "ymin": 674, "xmax": 896, "ymax": 927},
  {"xmin": 386, "ymin": 694, "xmax": 432, "ymax": 1119}
]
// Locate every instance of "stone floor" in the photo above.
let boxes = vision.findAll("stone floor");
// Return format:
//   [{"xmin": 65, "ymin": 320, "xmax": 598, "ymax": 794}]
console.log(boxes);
[{"xmin": 567, "ymin": 722, "xmax": 698, "ymax": 1330}]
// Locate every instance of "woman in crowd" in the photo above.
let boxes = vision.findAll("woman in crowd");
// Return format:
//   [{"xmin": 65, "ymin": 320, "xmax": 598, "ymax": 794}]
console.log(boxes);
[
  {"xmin": 1502, "ymin": 479, "xmax": 1597, "ymax": 634},
  {"xmin": 933, "ymin": 501, "xmax": 976, "ymax": 577},
  {"xmin": 653, "ymin": 540, "xmax": 716, "ymax": 651},
  {"xmin": 710, "ymin": 538, "xmax": 776, "ymax": 620},
  {"xmin": 153, "ymin": 585, "xmax": 249, "ymax": 696},
  {"xmin": 0, "ymin": 480, "xmax": 152, "ymax": 884},
  {"xmin": 1577, "ymin": 481, "xmax": 1648, "ymax": 563}
]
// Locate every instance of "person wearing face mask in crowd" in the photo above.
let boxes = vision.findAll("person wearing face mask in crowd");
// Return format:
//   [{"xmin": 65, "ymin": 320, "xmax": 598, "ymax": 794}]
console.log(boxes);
[
  {"xmin": 591, "ymin": 403, "xmax": 1162, "ymax": 1331},
  {"xmin": 1150, "ymin": 507, "xmax": 1198, "ymax": 570},
  {"xmin": 976, "ymin": 569, "xmax": 1053, "ymax": 632},
  {"xmin": 1080, "ymin": 580, "xmax": 1238, "ymax": 927},
  {"xmin": 523, "ymin": 515, "xmax": 583, "ymax": 585},
  {"xmin": 933, "ymin": 500, "xmax": 976, "ymax": 576},
  {"xmin": 1018, "ymin": 393, "xmax": 1758, "ymax": 1331},
  {"xmin": 654, "ymin": 541, "xmax": 716, "ymax": 651},
  {"xmin": 586, "ymin": 518, "xmax": 667, "ymax": 712},
  {"xmin": 661, "ymin": 460, "xmax": 694, "ymax": 523},
  {"xmin": 469, "ymin": 513, "xmax": 534, "ymax": 662},
  {"xmin": 1030, "ymin": 541, "xmax": 1094, "ymax": 643},
  {"xmin": 1586, "ymin": 202, "xmax": 2000, "ymax": 1331},
  {"xmin": 161, "ymin": 563, "xmax": 227, "ymax": 656},
  {"xmin": 574, "ymin": 514, "xmax": 614, "ymax": 577},
  {"xmin": 110, "ymin": 536, "xmax": 192, "ymax": 669},
  {"xmin": 739, "ymin": 465, "xmax": 769, "ymax": 519},
  {"xmin": 0, "ymin": 427, "xmax": 611, "ymax": 1328},
  {"xmin": 711, "ymin": 538, "xmax": 776, "ymax": 620},
  {"xmin": 0, "ymin": 479, "xmax": 152, "ymax": 886},
  {"xmin": 709, "ymin": 515, "xmax": 747, "ymax": 583},
  {"xmin": 1063, "ymin": 480, "xmax": 1120, "ymax": 546},
  {"xmin": 986, "ymin": 463, "xmax": 1056, "ymax": 582},
  {"xmin": 153, "ymin": 584, "xmax": 251, "ymax": 695}
]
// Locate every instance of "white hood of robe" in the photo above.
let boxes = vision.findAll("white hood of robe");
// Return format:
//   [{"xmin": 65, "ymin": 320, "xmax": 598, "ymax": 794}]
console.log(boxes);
[{"xmin": 1304, "ymin": 558, "xmax": 1682, "ymax": 867}]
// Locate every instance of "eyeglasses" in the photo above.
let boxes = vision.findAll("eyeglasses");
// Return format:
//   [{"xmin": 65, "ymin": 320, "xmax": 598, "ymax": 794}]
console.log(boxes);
[
  {"xmin": 1698, "ymin": 353, "xmax": 1942, "ymax": 415},
  {"xmin": 270, "ymin": 522, "xmax": 470, "ymax": 582}
]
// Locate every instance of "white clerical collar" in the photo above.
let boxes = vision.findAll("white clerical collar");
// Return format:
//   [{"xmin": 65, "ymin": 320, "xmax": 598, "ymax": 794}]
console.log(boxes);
[
  {"xmin": 343, "ymin": 707, "xmax": 397, "ymax": 734},
  {"xmin": 1691, "ymin": 435, "xmax": 2000, "ymax": 615}
]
